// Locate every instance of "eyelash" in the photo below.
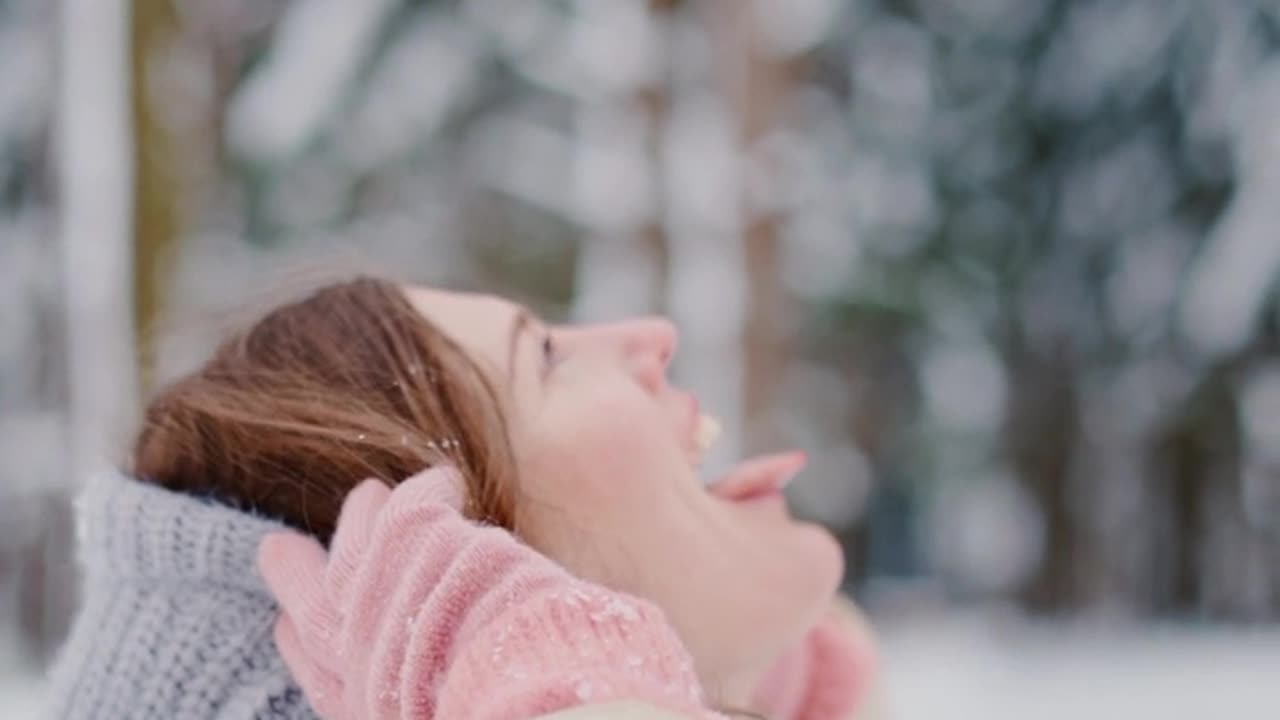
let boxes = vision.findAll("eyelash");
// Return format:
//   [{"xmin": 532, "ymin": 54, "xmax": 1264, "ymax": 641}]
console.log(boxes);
[{"xmin": 542, "ymin": 334, "xmax": 559, "ymax": 369}]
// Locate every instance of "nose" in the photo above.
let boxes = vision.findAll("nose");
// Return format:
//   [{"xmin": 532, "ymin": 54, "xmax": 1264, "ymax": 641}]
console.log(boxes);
[{"xmin": 596, "ymin": 317, "xmax": 677, "ymax": 393}]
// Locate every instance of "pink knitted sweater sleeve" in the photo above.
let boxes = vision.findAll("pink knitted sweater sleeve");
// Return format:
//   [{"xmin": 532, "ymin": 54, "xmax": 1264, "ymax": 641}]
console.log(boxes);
[{"xmin": 433, "ymin": 577, "xmax": 721, "ymax": 719}]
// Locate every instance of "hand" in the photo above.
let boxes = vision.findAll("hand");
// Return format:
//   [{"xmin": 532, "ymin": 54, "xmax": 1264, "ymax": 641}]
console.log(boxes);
[
  {"xmin": 752, "ymin": 597, "xmax": 879, "ymax": 720},
  {"xmin": 258, "ymin": 467, "xmax": 709, "ymax": 720}
]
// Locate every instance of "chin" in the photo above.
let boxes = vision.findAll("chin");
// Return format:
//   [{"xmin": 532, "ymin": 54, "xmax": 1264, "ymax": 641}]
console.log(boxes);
[
  {"xmin": 750, "ymin": 523, "xmax": 845, "ymax": 636},
  {"xmin": 784, "ymin": 521, "xmax": 846, "ymax": 609}
]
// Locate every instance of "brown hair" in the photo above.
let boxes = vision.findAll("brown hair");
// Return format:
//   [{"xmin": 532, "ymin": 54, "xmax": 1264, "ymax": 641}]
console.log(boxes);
[{"xmin": 131, "ymin": 276, "xmax": 518, "ymax": 542}]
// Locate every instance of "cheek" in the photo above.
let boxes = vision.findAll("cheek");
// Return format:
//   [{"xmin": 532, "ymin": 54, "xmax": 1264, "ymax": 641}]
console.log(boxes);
[
  {"xmin": 529, "ymin": 383, "xmax": 681, "ymax": 497},
  {"xmin": 511, "ymin": 382, "xmax": 697, "ymax": 578}
]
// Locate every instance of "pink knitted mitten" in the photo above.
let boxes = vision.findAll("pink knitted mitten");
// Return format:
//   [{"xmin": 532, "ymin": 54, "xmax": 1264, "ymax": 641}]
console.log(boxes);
[
  {"xmin": 257, "ymin": 467, "xmax": 715, "ymax": 720},
  {"xmin": 751, "ymin": 603, "xmax": 877, "ymax": 720}
]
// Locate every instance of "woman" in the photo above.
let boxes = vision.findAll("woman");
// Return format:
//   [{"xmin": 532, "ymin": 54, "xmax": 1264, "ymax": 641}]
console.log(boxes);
[{"xmin": 45, "ymin": 277, "xmax": 878, "ymax": 719}]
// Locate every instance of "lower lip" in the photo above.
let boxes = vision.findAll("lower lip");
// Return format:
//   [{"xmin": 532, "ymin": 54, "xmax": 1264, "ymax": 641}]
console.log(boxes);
[{"xmin": 738, "ymin": 489, "xmax": 785, "ymax": 504}]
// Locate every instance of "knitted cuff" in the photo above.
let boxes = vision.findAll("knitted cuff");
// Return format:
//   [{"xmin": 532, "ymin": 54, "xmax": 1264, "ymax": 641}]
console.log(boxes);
[{"xmin": 430, "ymin": 583, "xmax": 716, "ymax": 720}]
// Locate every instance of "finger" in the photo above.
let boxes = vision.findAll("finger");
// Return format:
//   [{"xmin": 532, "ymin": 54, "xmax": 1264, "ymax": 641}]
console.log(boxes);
[
  {"xmin": 258, "ymin": 532, "xmax": 342, "ymax": 655},
  {"xmin": 327, "ymin": 479, "xmax": 392, "ymax": 597},
  {"xmin": 706, "ymin": 451, "xmax": 807, "ymax": 500},
  {"xmin": 273, "ymin": 616, "xmax": 348, "ymax": 720}
]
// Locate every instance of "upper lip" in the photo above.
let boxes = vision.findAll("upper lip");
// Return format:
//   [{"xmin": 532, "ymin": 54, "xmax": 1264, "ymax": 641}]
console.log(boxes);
[
  {"xmin": 706, "ymin": 451, "xmax": 806, "ymax": 502},
  {"xmin": 710, "ymin": 468, "xmax": 793, "ymax": 502}
]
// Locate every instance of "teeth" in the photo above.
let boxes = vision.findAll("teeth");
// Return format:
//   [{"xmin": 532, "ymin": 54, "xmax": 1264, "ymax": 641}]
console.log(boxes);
[{"xmin": 695, "ymin": 413, "xmax": 721, "ymax": 456}]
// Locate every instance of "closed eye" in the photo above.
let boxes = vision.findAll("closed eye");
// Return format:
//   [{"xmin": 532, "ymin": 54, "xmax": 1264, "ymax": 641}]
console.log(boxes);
[{"xmin": 541, "ymin": 334, "xmax": 559, "ymax": 378}]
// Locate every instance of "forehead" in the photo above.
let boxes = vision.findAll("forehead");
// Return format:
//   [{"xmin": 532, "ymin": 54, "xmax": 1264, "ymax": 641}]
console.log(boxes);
[{"xmin": 402, "ymin": 285, "xmax": 516, "ymax": 381}]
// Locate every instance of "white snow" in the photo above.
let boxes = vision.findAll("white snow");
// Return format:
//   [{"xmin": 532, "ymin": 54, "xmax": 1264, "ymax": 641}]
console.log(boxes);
[
  {"xmin": 0, "ymin": 677, "xmax": 44, "ymax": 720},
  {"xmin": 1179, "ymin": 60, "xmax": 1280, "ymax": 356},
  {"xmin": 879, "ymin": 616, "xmax": 1280, "ymax": 720},
  {"xmin": 5, "ymin": 618, "xmax": 1278, "ymax": 719},
  {"xmin": 920, "ymin": 341, "xmax": 1008, "ymax": 434},
  {"xmin": 226, "ymin": 0, "xmax": 400, "ymax": 162}
]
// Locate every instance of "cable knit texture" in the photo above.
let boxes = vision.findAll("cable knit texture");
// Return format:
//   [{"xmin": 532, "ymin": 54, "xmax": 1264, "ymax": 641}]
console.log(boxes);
[
  {"xmin": 44, "ymin": 470, "xmax": 873, "ymax": 720},
  {"xmin": 44, "ymin": 471, "xmax": 318, "ymax": 719},
  {"xmin": 257, "ymin": 472, "xmax": 719, "ymax": 720}
]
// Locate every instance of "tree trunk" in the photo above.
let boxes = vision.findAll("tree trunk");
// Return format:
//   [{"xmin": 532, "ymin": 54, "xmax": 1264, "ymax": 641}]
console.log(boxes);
[
  {"xmin": 636, "ymin": 0, "xmax": 679, "ymax": 316},
  {"xmin": 1009, "ymin": 344, "xmax": 1083, "ymax": 612},
  {"xmin": 130, "ymin": 0, "xmax": 181, "ymax": 395},
  {"xmin": 701, "ymin": 0, "xmax": 795, "ymax": 452}
]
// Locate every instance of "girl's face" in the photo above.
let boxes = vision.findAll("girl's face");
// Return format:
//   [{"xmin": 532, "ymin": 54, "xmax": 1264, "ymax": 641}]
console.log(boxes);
[{"xmin": 405, "ymin": 287, "xmax": 843, "ymax": 699}]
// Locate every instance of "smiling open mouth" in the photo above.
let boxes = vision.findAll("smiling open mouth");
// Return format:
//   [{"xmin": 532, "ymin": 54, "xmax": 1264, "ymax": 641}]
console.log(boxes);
[{"xmin": 696, "ymin": 417, "xmax": 806, "ymax": 503}]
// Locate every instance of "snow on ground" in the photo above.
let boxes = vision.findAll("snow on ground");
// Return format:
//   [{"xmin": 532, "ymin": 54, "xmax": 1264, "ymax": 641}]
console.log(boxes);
[
  {"xmin": 878, "ymin": 614, "xmax": 1279, "ymax": 720},
  {"xmin": 0, "ymin": 675, "xmax": 43, "ymax": 719},
  {"xmin": 0, "ymin": 628, "xmax": 43, "ymax": 719},
  {"xmin": 1, "ymin": 616, "xmax": 1276, "ymax": 719}
]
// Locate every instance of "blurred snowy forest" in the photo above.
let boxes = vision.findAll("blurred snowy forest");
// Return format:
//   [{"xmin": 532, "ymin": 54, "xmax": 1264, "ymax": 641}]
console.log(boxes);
[{"xmin": 4, "ymin": 0, "xmax": 1280, "ymax": 713}]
